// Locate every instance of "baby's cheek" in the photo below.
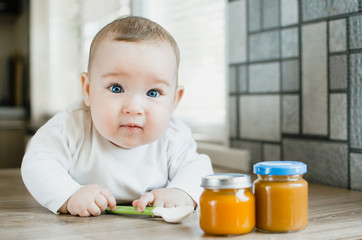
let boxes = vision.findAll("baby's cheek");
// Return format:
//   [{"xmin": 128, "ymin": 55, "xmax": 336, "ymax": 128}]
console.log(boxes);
[
  {"xmin": 146, "ymin": 117, "xmax": 169, "ymax": 140},
  {"xmin": 93, "ymin": 112, "xmax": 114, "ymax": 136}
]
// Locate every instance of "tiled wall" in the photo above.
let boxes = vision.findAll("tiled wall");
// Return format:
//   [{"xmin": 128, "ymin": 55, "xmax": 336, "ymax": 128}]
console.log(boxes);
[{"xmin": 228, "ymin": 0, "xmax": 362, "ymax": 190}]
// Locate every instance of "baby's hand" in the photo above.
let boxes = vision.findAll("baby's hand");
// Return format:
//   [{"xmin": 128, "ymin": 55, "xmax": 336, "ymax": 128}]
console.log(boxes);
[
  {"xmin": 132, "ymin": 188, "xmax": 196, "ymax": 212},
  {"xmin": 59, "ymin": 184, "xmax": 116, "ymax": 217}
]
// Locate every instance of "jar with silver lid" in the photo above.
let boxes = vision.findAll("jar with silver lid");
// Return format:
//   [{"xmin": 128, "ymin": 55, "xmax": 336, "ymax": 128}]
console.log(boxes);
[{"xmin": 199, "ymin": 173, "xmax": 255, "ymax": 235}]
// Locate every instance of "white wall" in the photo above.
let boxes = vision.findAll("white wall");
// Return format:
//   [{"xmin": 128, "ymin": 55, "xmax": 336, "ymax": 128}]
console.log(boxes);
[{"xmin": 30, "ymin": 0, "xmax": 50, "ymax": 123}]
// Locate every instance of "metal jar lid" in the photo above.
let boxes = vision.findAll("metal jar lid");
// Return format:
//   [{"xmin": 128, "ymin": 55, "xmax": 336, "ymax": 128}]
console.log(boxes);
[{"xmin": 201, "ymin": 173, "xmax": 252, "ymax": 189}]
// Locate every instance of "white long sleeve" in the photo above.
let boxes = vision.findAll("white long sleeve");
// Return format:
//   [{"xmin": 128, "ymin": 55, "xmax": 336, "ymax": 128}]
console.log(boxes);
[
  {"xmin": 165, "ymin": 118, "xmax": 213, "ymax": 203},
  {"xmin": 21, "ymin": 100, "xmax": 213, "ymax": 213}
]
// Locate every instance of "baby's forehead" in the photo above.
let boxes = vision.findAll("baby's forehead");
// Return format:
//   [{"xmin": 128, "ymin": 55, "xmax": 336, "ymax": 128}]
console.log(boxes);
[
  {"xmin": 92, "ymin": 36, "xmax": 178, "ymax": 64},
  {"xmin": 91, "ymin": 38, "xmax": 179, "ymax": 84}
]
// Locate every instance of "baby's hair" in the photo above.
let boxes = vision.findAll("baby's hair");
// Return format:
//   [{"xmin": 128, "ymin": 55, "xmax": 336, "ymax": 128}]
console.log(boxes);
[{"xmin": 88, "ymin": 16, "xmax": 180, "ymax": 73}]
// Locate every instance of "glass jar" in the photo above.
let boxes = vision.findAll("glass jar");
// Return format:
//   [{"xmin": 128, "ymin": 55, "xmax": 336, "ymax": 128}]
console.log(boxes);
[
  {"xmin": 199, "ymin": 173, "xmax": 255, "ymax": 235},
  {"xmin": 253, "ymin": 161, "xmax": 308, "ymax": 232}
]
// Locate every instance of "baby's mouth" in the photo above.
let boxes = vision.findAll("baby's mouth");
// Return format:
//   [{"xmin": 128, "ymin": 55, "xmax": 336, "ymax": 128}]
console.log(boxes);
[{"xmin": 120, "ymin": 123, "xmax": 143, "ymax": 131}]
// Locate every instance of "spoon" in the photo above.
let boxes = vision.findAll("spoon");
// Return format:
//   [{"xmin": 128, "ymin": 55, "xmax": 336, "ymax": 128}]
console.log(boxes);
[{"xmin": 105, "ymin": 205, "xmax": 194, "ymax": 223}]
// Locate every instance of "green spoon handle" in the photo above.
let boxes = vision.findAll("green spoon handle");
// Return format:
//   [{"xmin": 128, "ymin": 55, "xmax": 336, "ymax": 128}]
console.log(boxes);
[{"xmin": 106, "ymin": 206, "xmax": 155, "ymax": 217}]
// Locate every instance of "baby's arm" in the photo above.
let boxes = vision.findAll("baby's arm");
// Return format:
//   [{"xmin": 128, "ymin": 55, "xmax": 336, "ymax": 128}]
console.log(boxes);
[
  {"xmin": 132, "ymin": 188, "xmax": 196, "ymax": 212},
  {"xmin": 21, "ymin": 109, "xmax": 117, "ymax": 215},
  {"xmin": 58, "ymin": 184, "xmax": 116, "ymax": 217},
  {"xmin": 132, "ymin": 118, "xmax": 213, "ymax": 212}
]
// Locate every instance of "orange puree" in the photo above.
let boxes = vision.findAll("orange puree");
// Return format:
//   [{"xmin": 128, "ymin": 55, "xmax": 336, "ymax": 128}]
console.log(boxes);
[
  {"xmin": 254, "ymin": 175, "xmax": 308, "ymax": 232},
  {"xmin": 199, "ymin": 188, "xmax": 255, "ymax": 235}
]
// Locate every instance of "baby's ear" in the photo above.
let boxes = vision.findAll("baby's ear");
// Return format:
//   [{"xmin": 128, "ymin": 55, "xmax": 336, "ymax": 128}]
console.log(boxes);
[
  {"xmin": 172, "ymin": 85, "xmax": 184, "ymax": 111},
  {"xmin": 81, "ymin": 72, "xmax": 91, "ymax": 107}
]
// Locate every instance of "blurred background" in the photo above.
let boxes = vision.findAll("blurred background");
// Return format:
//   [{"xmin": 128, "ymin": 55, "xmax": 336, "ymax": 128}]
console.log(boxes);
[{"xmin": 1, "ymin": 0, "xmax": 361, "ymax": 191}]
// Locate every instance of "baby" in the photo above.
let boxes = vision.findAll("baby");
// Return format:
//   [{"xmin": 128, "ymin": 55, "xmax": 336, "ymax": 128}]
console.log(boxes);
[{"xmin": 21, "ymin": 16, "xmax": 213, "ymax": 217}]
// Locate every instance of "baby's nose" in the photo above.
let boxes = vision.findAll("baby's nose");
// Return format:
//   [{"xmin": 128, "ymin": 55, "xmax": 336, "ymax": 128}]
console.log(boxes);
[{"xmin": 122, "ymin": 96, "xmax": 144, "ymax": 116}]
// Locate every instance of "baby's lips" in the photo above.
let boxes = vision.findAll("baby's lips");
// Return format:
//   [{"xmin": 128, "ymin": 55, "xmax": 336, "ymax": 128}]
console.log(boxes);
[{"xmin": 121, "ymin": 123, "xmax": 143, "ymax": 128}]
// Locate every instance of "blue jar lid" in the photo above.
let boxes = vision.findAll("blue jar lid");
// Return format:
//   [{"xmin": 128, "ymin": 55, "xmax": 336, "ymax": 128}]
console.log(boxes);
[{"xmin": 253, "ymin": 161, "xmax": 307, "ymax": 175}]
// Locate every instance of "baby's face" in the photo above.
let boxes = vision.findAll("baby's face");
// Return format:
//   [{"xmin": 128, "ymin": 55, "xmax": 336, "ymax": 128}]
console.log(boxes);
[{"xmin": 82, "ymin": 39, "xmax": 183, "ymax": 148}]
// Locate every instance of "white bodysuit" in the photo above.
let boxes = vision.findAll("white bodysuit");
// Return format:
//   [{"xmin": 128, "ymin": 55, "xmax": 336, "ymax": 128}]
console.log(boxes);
[{"xmin": 21, "ymin": 100, "xmax": 213, "ymax": 213}]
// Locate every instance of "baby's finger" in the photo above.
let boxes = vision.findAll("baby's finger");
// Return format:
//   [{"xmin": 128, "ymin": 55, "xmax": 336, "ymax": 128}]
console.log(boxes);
[
  {"xmin": 88, "ymin": 202, "xmax": 101, "ymax": 216},
  {"xmin": 135, "ymin": 192, "xmax": 155, "ymax": 212},
  {"xmin": 95, "ymin": 194, "xmax": 108, "ymax": 212},
  {"xmin": 68, "ymin": 204, "xmax": 88, "ymax": 217},
  {"xmin": 78, "ymin": 208, "xmax": 91, "ymax": 217},
  {"xmin": 153, "ymin": 198, "xmax": 165, "ymax": 208},
  {"xmin": 132, "ymin": 199, "xmax": 140, "ymax": 207},
  {"xmin": 100, "ymin": 188, "xmax": 116, "ymax": 210}
]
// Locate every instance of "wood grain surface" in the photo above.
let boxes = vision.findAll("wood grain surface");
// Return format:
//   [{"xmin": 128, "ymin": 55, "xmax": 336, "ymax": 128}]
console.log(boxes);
[{"xmin": 1, "ymin": 168, "xmax": 362, "ymax": 240}]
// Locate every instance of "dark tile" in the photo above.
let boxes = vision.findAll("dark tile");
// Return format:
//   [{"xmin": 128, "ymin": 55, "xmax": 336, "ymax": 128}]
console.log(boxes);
[
  {"xmin": 263, "ymin": 0, "xmax": 279, "ymax": 29},
  {"xmin": 281, "ymin": 27, "xmax": 299, "ymax": 58},
  {"xmin": 283, "ymin": 139, "xmax": 348, "ymax": 188},
  {"xmin": 238, "ymin": 65, "xmax": 247, "ymax": 93},
  {"xmin": 328, "ymin": 0, "xmax": 358, "ymax": 16},
  {"xmin": 248, "ymin": 0, "xmax": 261, "ymax": 32},
  {"xmin": 229, "ymin": 96, "xmax": 238, "ymax": 138},
  {"xmin": 249, "ymin": 62, "xmax": 279, "ymax": 93},
  {"xmin": 350, "ymin": 53, "xmax": 362, "ymax": 149},
  {"xmin": 282, "ymin": 59, "xmax": 300, "ymax": 91},
  {"xmin": 281, "ymin": 0, "xmax": 299, "ymax": 26},
  {"xmin": 329, "ymin": 19, "xmax": 346, "ymax": 52},
  {"xmin": 302, "ymin": 0, "xmax": 328, "ymax": 21},
  {"xmin": 349, "ymin": 15, "xmax": 362, "ymax": 50},
  {"xmin": 240, "ymin": 95, "xmax": 280, "ymax": 141},
  {"xmin": 249, "ymin": 30, "xmax": 280, "ymax": 61},
  {"xmin": 351, "ymin": 153, "xmax": 362, "ymax": 191},
  {"xmin": 330, "ymin": 93, "xmax": 347, "ymax": 140},
  {"xmin": 330, "ymin": 55, "xmax": 347, "ymax": 90},
  {"xmin": 231, "ymin": 139, "xmax": 262, "ymax": 170},
  {"xmin": 302, "ymin": 22, "xmax": 328, "ymax": 135},
  {"xmin": 282, "ymin": 95, "xmax": 299, "ymax": 134},
  {"xmin": 228, "ymin": 0, "xmax": 247, "ymax": 63},
  {"xmin": 263, "ymin": 144, "xmax": 281, "ymax": 161},
  {"xmin": 229, "ymin": 66, "xmax": 237, "ymax": 93}
]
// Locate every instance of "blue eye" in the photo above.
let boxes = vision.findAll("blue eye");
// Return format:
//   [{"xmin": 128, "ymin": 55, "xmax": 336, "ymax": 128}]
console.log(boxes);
[
  {"xmin": 147, "ymin": 89, "xmax": 160, "ymax": 98},
  {"xmin": 110, "ymin": 84, "xmax": 123, "ymax": 93}
]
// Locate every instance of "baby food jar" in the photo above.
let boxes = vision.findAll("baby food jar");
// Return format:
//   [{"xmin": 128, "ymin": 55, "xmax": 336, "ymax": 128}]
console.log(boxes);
[
  {"xmin": 253, "ymin": 161, "xmax": 308, "ymax": 232},
  {"xmin": 199, "ymin": 173, "xmax": 255, "ymax": 235}
]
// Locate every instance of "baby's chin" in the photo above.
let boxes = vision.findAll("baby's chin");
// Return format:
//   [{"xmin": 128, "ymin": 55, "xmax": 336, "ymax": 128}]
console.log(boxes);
[
  {"xmin": 110, "ymin": 141, "xmax": 140, "ymax": 149},
  {"xmin": 109, "ymin": 139, "xmax": 155, "ymax": 149},
  {"xmin": 106, "ymin": 131, "xmax": 166, "ymax": 149},
  {"xmin": 111, "ymin": 142, "xmax": 132, "ymax": 149}
]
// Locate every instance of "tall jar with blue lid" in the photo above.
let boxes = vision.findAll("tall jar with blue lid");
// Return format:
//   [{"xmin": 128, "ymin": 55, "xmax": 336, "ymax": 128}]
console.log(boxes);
[{"xmin": 253, "ymin": 161, "xmax": 308, "ymax": 232}]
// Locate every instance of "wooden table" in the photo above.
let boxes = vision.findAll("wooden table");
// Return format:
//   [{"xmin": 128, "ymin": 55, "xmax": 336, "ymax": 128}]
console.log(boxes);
[{"xmin": 1, "ymin": 168, "xmax": 362, "ymax": 239}]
